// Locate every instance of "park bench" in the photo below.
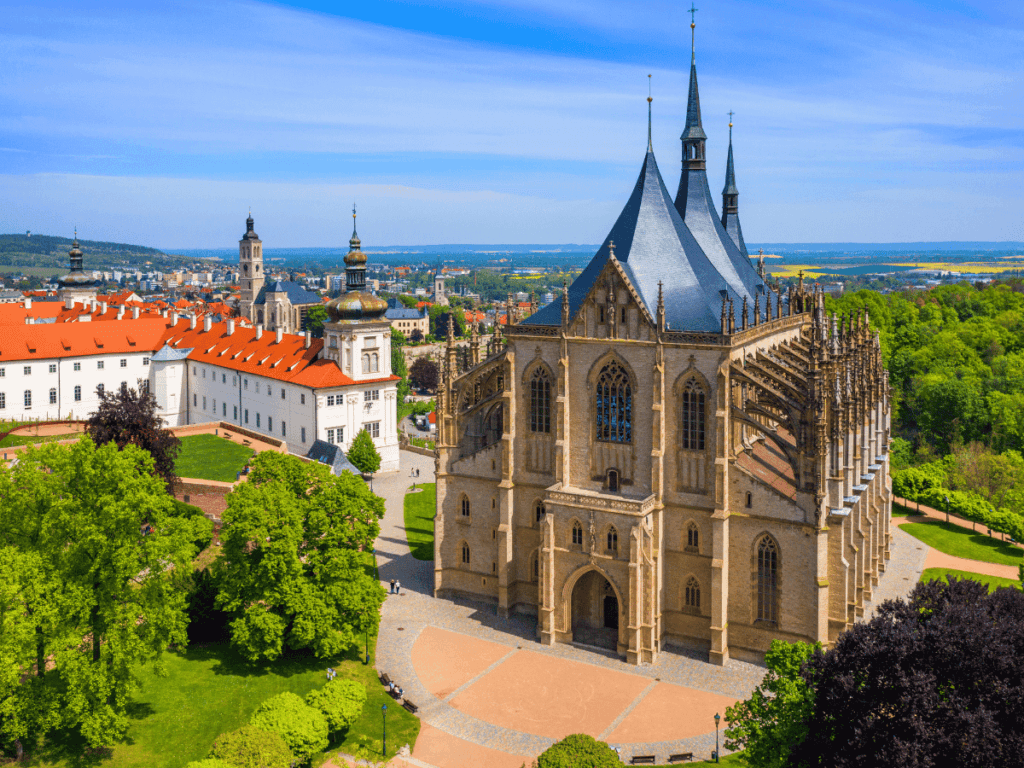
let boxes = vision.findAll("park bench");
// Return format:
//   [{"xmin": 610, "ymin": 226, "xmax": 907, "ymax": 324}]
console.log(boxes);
[
  {"xmin": 401, "ymin": 699, "xmax": 419, "ymax": 714},
  {"xmin": 668, "ymin": 754, "xmax": 694, "ymax": 763},
  {"xmin": 379, "ymin": 672, "xmax": 392, "ymax": 687},
  {"xmin": 242, "ymin": 439, "xmax": 252, "ymax": 446},
  {"xmin": 630, "ymin": 757, "xmax": 656, "ymax": 765}
]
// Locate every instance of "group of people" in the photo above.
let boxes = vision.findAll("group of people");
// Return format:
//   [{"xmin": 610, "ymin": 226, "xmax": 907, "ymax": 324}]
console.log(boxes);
[
  {"xmin": 386, "ymin": 680, "xmax": 404, "ymax": 699},
  {"xmin": 326, "ymin": 667, "xmax": 337, "ymax": 681},
  {"xmin": 389, "ymin": 579, "xmax": 402, "ymax": 594}
]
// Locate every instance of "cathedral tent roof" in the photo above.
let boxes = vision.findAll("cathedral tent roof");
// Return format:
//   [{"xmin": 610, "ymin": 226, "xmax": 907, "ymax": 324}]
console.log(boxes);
[
  {"xmin": 526, "ymin": 148, "xmax": 727, "ymax": 332},
  {"xmin": 253, "ymin": 281, "xmax": 321, "ymax": 306}
]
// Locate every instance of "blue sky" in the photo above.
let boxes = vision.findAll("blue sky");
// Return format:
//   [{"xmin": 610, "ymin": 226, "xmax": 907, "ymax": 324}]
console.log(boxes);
[{"xmin": 1, "ymin": 0, "xmax": 1022, "ymax": 248}]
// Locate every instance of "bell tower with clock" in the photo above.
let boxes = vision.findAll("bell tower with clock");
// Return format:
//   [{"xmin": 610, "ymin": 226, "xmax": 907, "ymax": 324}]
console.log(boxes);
[{"xmin": 238, "ymin": 211, "xmax": 264, "ymax": 322}]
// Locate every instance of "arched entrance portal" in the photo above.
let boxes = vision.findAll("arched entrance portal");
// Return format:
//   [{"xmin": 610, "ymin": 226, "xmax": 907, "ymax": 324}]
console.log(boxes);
[{"xmin": 571, "ymin": 570, "xmax": 619, "ymax": 651}]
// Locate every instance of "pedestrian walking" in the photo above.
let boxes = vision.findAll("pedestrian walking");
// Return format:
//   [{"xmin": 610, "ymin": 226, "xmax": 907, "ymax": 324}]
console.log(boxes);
[
  {"xmin": 396, "ymin": 580, "xmax": 401, "ymax": 594},
  {"xmin": 390, "ymin": 579, "xmax": 396, "ymax": 594}
]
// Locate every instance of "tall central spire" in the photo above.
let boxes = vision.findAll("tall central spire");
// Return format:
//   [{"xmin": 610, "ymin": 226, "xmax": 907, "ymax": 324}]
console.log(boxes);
[
  {"xmin": 721, "ymin": 113, "xmax": 749, "ymax": 257},
  {"xmin": 647, "ymin": 74, "xmax": 653, "ymax": 152},
  {"xmin": 680, "ymin": 8, "xmax": 707, "ymax": 171}
]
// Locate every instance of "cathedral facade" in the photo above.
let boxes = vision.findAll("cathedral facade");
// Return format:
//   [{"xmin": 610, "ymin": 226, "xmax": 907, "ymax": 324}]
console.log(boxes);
[{"xmin": 433, "ymin": 36, "xmax": 892, "ymax": 665}]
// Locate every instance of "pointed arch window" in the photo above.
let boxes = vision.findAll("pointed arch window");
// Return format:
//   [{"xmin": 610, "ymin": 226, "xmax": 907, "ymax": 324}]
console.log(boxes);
[
  {"xmin": 686, "ymin": 522, "xmax": 699, "ymax": 553},
  {"xmin": 530, "ymin": 368, "xmax": 551, "ymax": 433},
  {"xmin": 595, "ymin": 361, "xmax": 632, "ymax": 443},
  {"xmin": 756, "ymin": 535, "xmax": 779, "ymax": 625},
  {"xmin": 681, "ymin": 378, "xmax": 705, "ymax": 450},
  {"xmin": 460, "ymin": 495, "xmax": 471, "ymax": 517},
  {"xmin": 607, "ymin": 527, "xmax": 618, "ymax": 553},
  {"xmin": 461, "ymin": 542, "xmax": 470, "ymax": 565},
  {"xmin": 534, "ymin": 500, "xmax": 545, "ymax": 524},
  {"xmin": 571, "ymin": 520, "xmax": 583, "ymax": 547},
  {"xmin": 685, "ymin": 576, "xmax": 701, "ymax": 611}
]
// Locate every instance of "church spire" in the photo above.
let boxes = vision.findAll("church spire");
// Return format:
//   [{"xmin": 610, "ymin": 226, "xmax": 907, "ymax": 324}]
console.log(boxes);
[
  {"xmin": 721, "ymin": 113, "xmax": 749, "ymax": 258},
  {"xmin": 647, "ymin": 74, "xmax": 653, "ymax": 152},
  {"xmin": 680, "ymin": 3, "xmax": 707, "ymax": 171}
]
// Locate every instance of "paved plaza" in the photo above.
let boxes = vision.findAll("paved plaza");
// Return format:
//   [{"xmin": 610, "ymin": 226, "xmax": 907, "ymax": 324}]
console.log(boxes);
[{"xmin": 372, "ymin": 449, "xmax": 927, "ymax": 767}]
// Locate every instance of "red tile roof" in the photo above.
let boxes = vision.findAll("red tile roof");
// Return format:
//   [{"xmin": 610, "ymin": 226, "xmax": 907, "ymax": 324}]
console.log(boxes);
[{"xmin": 0, "ymin": 319, "xmax": 171, "ymax": 361}]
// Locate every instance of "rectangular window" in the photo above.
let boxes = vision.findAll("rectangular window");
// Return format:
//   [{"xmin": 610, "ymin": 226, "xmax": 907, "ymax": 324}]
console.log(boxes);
[
  {"xmin": 281, "ymin": 421, "xmax": 286, "ymax": 437},
  {"xmin": 97, "ymin": 361, "xmax": 104, "ymax": 370},
  {"xmin": 327, "ymin": 428, "xmax": 334, "ymax": 444},
  {"xmin": 143, "ymin": 357, "xmax": 149, "ymax": 366},
  {"xmin": 73, "ymin": 362, "xmax": 80, "ymax": 372},
  {"xmin": 121, "ymin": 381, "xmax": 127, "ymax": 390},
  {"xmin": 222, "ymin": 374, "xmax": 226, "ymax": 383},
  {"xmin": 193, "ymin": 366, "xmax": 197, "ymax": 374},
  {"xmin": 256, "ymin": 413, "xmax": 261, "ymax": 428},
  {"xmin": 0, "ymin": 368, "xmax": 4, "ymax": 377},
  {"xmin": 233, "ymin": 405, "xmax": 238, "ymax": 420},
  {"xmin": 120, "ymin": 358, "xmax": 127, "ymax": 368},
  {"xmin": 366, "ymin": 421, "xmax": 380, "ymax": 439},
  {"xmin": 74, "ymin": 385, "xmax": 81, "ymax": 401},
  {"xmin": 24, "ymin": 366, "xmax": 31, "ymax": 376},
  {"xmin": 193, "ymin": 394, "xmax": 197, "ymax": 406},
  {"xmin": 49, "ymin": 364, "xmax": 56, "ymax": 374},
  {"xmin": 268, "ymin": 416, "xmax": 273, "ymax": 432},
  {"xmin": 300, "ymin": 393, "xmax": 306, "ymax": 405},
  {"xmin": 372, "ymin": 389, "xmax": 379, "ymax": 400},
  {"xmin": 364, "ymin": 390, "xmax": 372, "ymax": 402},
  {"xmin": 97, "ymin": 384, "xmax": 103, "ymax": 395},
  {"xmin": 203, "ymin": 397, "xmax": 207, "ymax": 410},
  {"xmin": 203, "ymin": 368, "xmax": 206, "ymax": 378},
  {"xmin": 23, "ymin": 390, "xmax": 30, "ymax": 408},
  {"xmin": 222, "ymin": 402, "xmax": 227, "ymax": 416},
  {"xmin": 0, "ymin": 393, "xmax": 5, "ymax": 409},
  {"xmin": 280, "ymin": 388, "xmax": 285, "ymax": 400},
  {"xmin": 49, "ymin": 388, "xmax": 57, "ymax": 404},
  {"xmin": 245, "ymin": 409, "xmax": 249, "ymax": 424},
  {"xmin": 301, "ymin": 426, "xmax": 306, "ymax": 442},
  {"xmin": 244, "ymin": 379, "xmax": 249, "ymax": 390},
  {"xmin": 326, "ymin": 395, "xmax": 335, "ymax": 406}
]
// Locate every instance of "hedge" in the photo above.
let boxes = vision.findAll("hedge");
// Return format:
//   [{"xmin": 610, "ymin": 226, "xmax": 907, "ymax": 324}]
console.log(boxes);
[{"xmin": 892, "ymin": 470, "xmax": 1024, "ymax": 541}]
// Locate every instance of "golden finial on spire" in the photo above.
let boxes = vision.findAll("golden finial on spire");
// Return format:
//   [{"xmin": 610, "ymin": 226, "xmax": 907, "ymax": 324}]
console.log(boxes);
[
  {"xmin": 688, "ymin": 2, "xmax": 698, "ymax": 55},
  {"xmin": 647, "ymin": 74, "xmax": 653, "ymax": 151},
  {"xmin": 728, "ymin": 109, "xmax": 734, "ymax": 129}
]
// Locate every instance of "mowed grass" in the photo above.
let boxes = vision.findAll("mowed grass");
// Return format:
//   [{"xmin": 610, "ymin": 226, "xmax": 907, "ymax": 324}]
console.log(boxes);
[
  {"xmin": 403, "ymin": 483, "xmax": 436, "ymax": 561},
  {"xmin": 174, "ymin": 434, "xmax": 253, "ymax": 482},
  {"xmin": 921, "ymin": 567, "xmax": 1022, "ymax": 593},
  {"xmin": 26, "ymin": 636, "xmax": 419, "ymax": 768},
  {"xmin": 901, "ymin": 520, "xmax": 1024, "ymax": 567},
  {"xmin": 0, "ymin": 431, "xmax": 79, "ymax": 448}
]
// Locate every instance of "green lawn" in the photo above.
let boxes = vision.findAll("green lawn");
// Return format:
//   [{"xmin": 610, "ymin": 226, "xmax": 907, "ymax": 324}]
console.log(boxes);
[
  {"xmin": 657, "ymin": 753, "xmax": 747, "ymax": 767},
  {"xmin": 25, "ymin": 635, "xmax": 419, "ymax": 768},
  {"xmin": 920, "ymin": 567, "xmax": 1022, "ymax": 593},
  {"xmin": 901, "ymin": 520, "xmax": 1024, "ymax": 567},
  {"xmin": 174, "ymin": 434, "xmax": 253, "ymax": 482},
  {"xmin": 403, "ymin": 483, "xmax": 436, "ymax": 561},
  {"xmin": 891, "ymin": 501, "xmax": 921, "ymax": 518}
]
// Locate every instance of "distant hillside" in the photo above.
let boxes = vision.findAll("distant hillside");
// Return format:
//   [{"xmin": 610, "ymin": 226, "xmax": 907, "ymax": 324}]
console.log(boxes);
[{"xmin": 0, "ymin": 233, "xmax": 214, "ymax": 275}]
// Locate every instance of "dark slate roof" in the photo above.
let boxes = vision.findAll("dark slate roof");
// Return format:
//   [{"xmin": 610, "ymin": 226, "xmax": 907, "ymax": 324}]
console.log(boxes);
[
  {"xmin": 680, "ymin": 54, "xmax": 707, "ymax": 142},
  {"xmin": 722, "ymin": 136, "xmax": 749, "ymax": 259},
  {"xmin": 675, "ymin": 61, "xmax": 764, "ymax": 310},
  {"xmin": 253, "ymin": 280, "xmax": 321, "ymax": 306},
  {"xmin": 306, "ymin": 440, "xmax": 361, "ymax": 476},
  {"xmin": 385, "ymin": 306, "xmax": 426, "ymax": 320},
  {"xmin": 525, "ymin": 148, "xmax": 730, "ymax": 332}
]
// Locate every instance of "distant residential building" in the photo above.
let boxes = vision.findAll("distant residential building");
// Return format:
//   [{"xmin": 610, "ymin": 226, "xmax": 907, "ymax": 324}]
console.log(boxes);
[{"xmin": 385, "ymin": 299, "xmax": 429, "ymax": 337}]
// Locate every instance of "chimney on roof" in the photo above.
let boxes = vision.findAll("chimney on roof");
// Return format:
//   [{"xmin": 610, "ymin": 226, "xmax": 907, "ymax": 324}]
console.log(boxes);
[
  {"xmin": 255, "ymin": 324, "xmax": 263, "ymax": 340},
  {"xmin": 304, "ymin": 330, "xmax": 311, "ymax": 349},
  {"xmin": 90, "ymin": 298, "xmax": 97, "ymax": 313},
  {"xmin": 132, "ymin": 306, "xmax": 140, "ymax": 320},
  {"xmin": 100, "ymin": 301, "xmax": 107, "ymax": 314},
  {"xmin": 227, "ymin": 318, "xmax": 235, "ymax": 336},
  {"xmin": 190, "ymin": 315, "xmax": 197, "ymax": 330},
  {"xmin": 276, "ymin": 327, "xmax": 283, "ymax": 344},
  {"xmin": 65, "ymin": 297, "xmax": 74, "ymax": 310},
  {"xmin": 23, "ymin": 297, "xmax": 32, "ymax": 310},
  {"xmin": 25, "ymin": 316, "xmax": 33, "ymax": 325},
  {"xmin": 117, "ymin": 306, "xmax": 125, "ymax": 320},
  {"xmin": 203, "ymin": 315, "xmax": 212, "ymax": 332}
]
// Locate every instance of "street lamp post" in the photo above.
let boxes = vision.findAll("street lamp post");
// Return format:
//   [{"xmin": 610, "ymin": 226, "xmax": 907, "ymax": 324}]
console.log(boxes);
[
  {"xmin": 382, "ymin": 703, "xmax": 388, "ymax": 757},
  {"xmin": 364, "ymin": 614, "xmax": 369, "ymax": 665},
  {"xmin": 714, "ymin": 712, "xmax": 721, "ymax": 763},
  {"xmin": 945, "ymin": 495, "xmax": 950, "ymax": 525}
]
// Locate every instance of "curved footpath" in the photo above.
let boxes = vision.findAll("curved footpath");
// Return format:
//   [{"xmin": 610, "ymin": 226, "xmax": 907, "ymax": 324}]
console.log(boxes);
[{"xmin": 372, "ymin": 453, "xmax": 928, "ymax": 768}]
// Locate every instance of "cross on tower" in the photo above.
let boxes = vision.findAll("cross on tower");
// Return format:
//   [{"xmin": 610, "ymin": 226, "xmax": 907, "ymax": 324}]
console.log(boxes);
[
  {"xmin": 352, "ymin": 203, "xmax": 357, "ymax": 220},
  {"xmin": 688, "ymin": 3, "xmax": 698, "ymax": 24},
  {"xmin": 728, "ymin": 110, "xmax": 735, "ymax": 123}
]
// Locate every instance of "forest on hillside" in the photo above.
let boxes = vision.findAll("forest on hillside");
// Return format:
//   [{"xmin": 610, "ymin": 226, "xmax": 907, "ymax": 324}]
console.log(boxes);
[{"xmin": 829, "ymin": 281, "xmax": 1024, "ymax": 539}]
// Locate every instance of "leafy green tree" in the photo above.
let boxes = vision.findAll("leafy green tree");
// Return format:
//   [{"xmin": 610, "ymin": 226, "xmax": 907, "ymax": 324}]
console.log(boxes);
[
  {"xmin": 303, "ymin": 304, "xmax": 329, "ymax": 338},
  {"xmin": 347, "ymin": 429, "xmax": 382, "ymax": 475},
  {"xmin": 390, "ymin": 326, "xmax": 406, "ymax": 345},
  {"xmin": 86, "ymin": 379, "xmax": 181, "ymax": 488},
  {"xmin": 429, "ymin": 306, "xmax": 465, "ymax": 339},
  {"xmin": 533, "ymin": 734, "xmax": 620, "ymax": 768},
  {"xmin": 409, "ymin": 357, "xmax": 439, "ymax": 392},
  {"xmin": 250, "ymin": 692, "xmax": 328, "ymax": 764},
  {"xmin": 185, "ymin": 759, "xmax": 235, "ymax": 768},
  {"xmin": 391, "ymin": 331, "xmax": 410, "ymax": 405},
  {"xmin": 216, "ymin": 452, "xmax": 385, "ymax": 662},
  {"xmin": 210, "ymin": 724, "xmax": 295, "ymax": 768},
  {"xmin": 0, "ymin": 438, "xmax": 201, "ymax": 747},
  {"xmin": 724, "ymin": 640, "xmax": 818, "ymax": 768},
  {"xmin": 305, "ymin": 679, "xmax": 366, "ymax": 734}
]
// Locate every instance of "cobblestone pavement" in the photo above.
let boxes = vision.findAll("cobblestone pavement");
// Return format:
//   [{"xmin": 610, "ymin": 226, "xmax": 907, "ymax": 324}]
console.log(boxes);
[{"xmin": 374, "ymin": 451, "xmax": 924, "ymax": 765}]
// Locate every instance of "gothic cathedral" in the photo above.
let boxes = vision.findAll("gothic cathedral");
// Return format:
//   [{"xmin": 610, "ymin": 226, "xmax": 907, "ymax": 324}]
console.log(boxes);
[{"xmin": 434, "ymin": 31, "xmax": 892, "ymax": 665}]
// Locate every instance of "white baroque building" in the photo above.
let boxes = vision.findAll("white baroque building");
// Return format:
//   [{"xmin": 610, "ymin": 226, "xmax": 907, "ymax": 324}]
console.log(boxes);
[{"xmin": 0, "ymin": 223, "xmax": 399, "ymax": 472}]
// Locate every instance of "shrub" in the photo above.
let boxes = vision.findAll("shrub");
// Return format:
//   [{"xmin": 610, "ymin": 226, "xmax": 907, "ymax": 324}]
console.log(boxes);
[
  {"xmin": 171, "ymin": 499, "xmax": 215, "ymax": 551},
  {"xmin": 534, "ymin": 734, "xmax": 620, "ymax": 768},
  {"xmin": 305, "ymin": 679, "xmax": 367, "ymax": 734},
  {"xmin": 210, "ymin": 725, "xmax": 294, "ymax": 768},
  {"xmin": 250, "ymin": 692, "xmax": 328, "ymax": 764},
  {"xmin": 185, "ymin": 760, "xmax": 235, "ymax": 768}
]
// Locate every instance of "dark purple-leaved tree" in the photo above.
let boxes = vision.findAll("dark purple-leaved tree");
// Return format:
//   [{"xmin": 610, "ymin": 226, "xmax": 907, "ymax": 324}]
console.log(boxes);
[
  {"xmin": 86, "ymin": 379, "xmax": 181, "ymax": 488},
  {"xmin": 791, "ymin": 577, "xmax": 1024, "ymax": 768}
]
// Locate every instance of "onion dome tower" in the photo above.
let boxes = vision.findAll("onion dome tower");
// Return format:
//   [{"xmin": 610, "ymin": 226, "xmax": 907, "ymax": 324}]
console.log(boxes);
[
  {"xmin": 58, "ymin": 229, "xmax": 99, "ymax": 302},
  {"xmin": 325, "ymin": 206, "xmax": 387, "ymax": 324},
  {"xmin": 721, "ymin": 114, "xmax": 749, "ymax": 258}
]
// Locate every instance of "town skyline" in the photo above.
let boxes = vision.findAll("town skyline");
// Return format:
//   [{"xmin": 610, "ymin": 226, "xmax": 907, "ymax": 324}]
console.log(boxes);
[{"xmin": 1, "ymin": 0, "xmax": 1022, "ymax": 248}]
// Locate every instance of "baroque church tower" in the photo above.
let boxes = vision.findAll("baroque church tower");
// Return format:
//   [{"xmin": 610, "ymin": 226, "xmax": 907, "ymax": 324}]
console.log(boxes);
[
  {"xmin": 238, "ymin": 212, "xmax": 264, "ymax": 322},
  {"xmin": 433, "ymin": 18, "xmax": 892, "ymax": 666}
]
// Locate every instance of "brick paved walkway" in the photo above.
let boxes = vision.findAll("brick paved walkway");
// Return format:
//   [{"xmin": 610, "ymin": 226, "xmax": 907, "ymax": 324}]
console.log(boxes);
[{"xmin": 374, "ymin": 451, "xmax": 926, "ymax": 766}]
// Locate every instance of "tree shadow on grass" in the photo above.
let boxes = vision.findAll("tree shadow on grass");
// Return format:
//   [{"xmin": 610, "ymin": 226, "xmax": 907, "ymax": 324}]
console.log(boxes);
[{"xmin": 180, "ymin": 641, "xmax": 335, "ymax": 680}]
